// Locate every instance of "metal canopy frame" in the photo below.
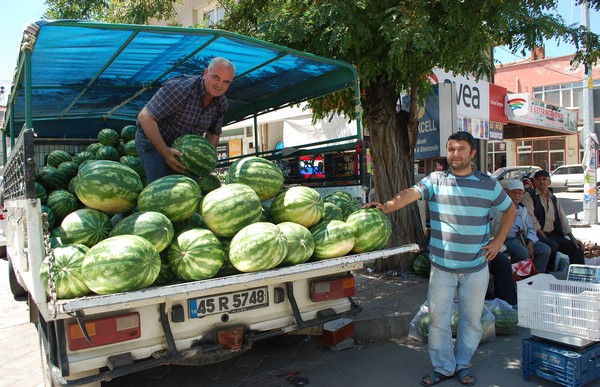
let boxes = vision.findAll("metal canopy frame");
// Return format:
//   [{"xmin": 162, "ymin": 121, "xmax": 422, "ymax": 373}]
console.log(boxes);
[{"xmin": 2, "ymin": 20, "xmax": 361, "ymax": 146}]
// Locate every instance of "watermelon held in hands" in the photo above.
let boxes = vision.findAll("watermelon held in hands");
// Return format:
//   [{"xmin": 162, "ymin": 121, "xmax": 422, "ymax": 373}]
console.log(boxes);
[
  {"xmin": 229, "ymin": 222, "xmax": 288, "ymax": 272},
  {"xmin": 60, "ymin": 208, "xmax": 113, "ymax": 247},
  {"xmin": 201, "ymin": 183, "xmax": 262, "ymax": 237},
  {"xmin": 137, "ymin": 175, "xmax": 202, "ymax": 222},
  {"xmin": 270, "ymin": 186, "xmax": 324, "ymax": 228},
  {"xmin": 225, "ymin": 156, "xmax": 284, "ymax": 200},
  {"xmin": 75, "ymin": 160, "xmax": 143, "ymax": 214},
  {"xmin": 310, "ymin": 220, "xmax": 355, "ymax": 260},
  {"xmin": 81, "ymin": 235, "xmax": 161, "ymax": 294},
  {"xmin": 345, "ymin": 208, "xmax": 392, "ymax": 253},
  {"xmin": 110, "ymin": 211, "xmax": 174, "ymax": 253},
  {"xmin": 167, "ymin": 228, "xmax": 225, "ymax": 281},
  {"xmin": 39, "ymin": 244, "xmax": 91, "ymax": 299},
  {"xmin": 172, "ymin": 134, "xmax": 217, "ymax": 179},
  {"xmin": 276, "ymin": 222, "xmax": 315, "ymax": 266}
]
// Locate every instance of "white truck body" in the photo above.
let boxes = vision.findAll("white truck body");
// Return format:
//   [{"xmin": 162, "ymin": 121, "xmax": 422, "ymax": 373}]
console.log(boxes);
[{"xmin": 2, "ymin": 21, "xmax": 418, "ymax": 385}]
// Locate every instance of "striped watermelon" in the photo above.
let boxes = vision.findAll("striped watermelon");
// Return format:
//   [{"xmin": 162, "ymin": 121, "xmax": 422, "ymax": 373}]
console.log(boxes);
[
  {"xmin": 97, "ymin": 128, "xmax": 120, "ymax": 147},
  {"xmin": 345, "ymin": 208, "xmax": 392, "ymax": 253},
  {"xmin": 225, "ymin": 156, "xmax": 284, "ymax": 200},
  {"xmin": 110, "ymin": 211, "xmax": 174, "ymax": 253},
  {"xmin": 322, "ymin": 202, "xmax": 344, "ymax": 221},
  {"xmin": 36, "ymin": 182, "xmax": 48, "ymax": 204},
  {"xmin": 167, "ymin": 228, "xmax": 225, "ymax": 281},
  {"xmin": 216, "ymin": 238, "xmax": 240, "ymax": 276},
  {"xmin": 57, "ymin": 161, "xmax": 79, "ymax": 180},
  {"xmin": 60, "ymin": 208, "xmax": 113, "ymax": 247},
  {"xmin": 172, "ymin": 134, "xmax": 217, "ymax": 178},
  {"xmin": 47, "ymin": 150, "xmax": 72, "ymax": 168},
  {"xmin": 276, "ymin": 222, "xmax": 315, "ymax": 266},
  {"xmin": 124, "ymin": 140, "xmax": 138, "ymax": 156},
  {"xmin": 323, "ymin": 191, "xmax": 361, "ymax": 219},
  {"xmin": 229, "ymin": 222, "xmax": 288, "ymax": 272},
  {"xmin": 38, "ymin": 166, "xmax": 69, "ymax": 191},
  {"xmin": 137, "ymin": 175, "xmax": 202, "ymax": 222},
  {"xmin": 201, "ymin": 183, "xmax": 262, "ymax": 237},
  {"xmin": 121, "ymin": 125, "xmax": 137, "ymax": 142},
  {"xmin": 96, "ymin": 145, "xmax": 120, "ymax": 161},
  {"xmin": 198, "ymin": 174, "xmax": 221, "ymax": 195},
  {"xmin": 270, "ymin": 186, "xmax": 324, "ymax": 228},
  {"xmin": 310, "ymin": 220, "xmax": 355, "ymax": 260},
  {"xmin": 119, "ymin": 155, "xmax": 145, "ymax": 178},
  {"xmin": 172, "ymin": 212, "xmax": 206, "ymax": 234},
  {"xmin": 46, "ymin": 189, "xmax": 78, "ymax": 221},
  {"xmin": 73, "ymin": 151, "xmax": 95, "ymax": 165},
  {"xmin": 152, "ymin": 252, "xmax": 178, "ymax": 286},
  {"xmin": 82, "ymin": 235, "xmax": 161, "ymax": 294},
  {"xmin": 86, "ymin": 142, "xmax": 103, "ymax": 154},
  {"xmin": 39, "ymin": 244, "xmax": 90, "ymax": 299},
  {"xmin": 75, "ymin": 160, "xmax": 143, "ymax": 214},
  {"xmin": 41, "ymin": 205, "xmax": 56, "ymax": 229}
]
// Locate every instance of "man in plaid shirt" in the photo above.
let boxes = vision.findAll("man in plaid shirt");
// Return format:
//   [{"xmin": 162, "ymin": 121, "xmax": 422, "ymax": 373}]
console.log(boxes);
[{"xmin": 136, "ymin": 57, "xmax": 236, "ymax": 182}]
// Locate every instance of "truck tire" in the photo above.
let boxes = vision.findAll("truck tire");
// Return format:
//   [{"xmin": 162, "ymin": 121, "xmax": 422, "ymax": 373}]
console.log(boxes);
[
  {"xmin": 8, "ymin": 259, "xmax": 27, "ymax": 298},
  {"xmin": 37, "ymin": 321, "xmax": 56, "ymax": 387},
  {"xmin": 37, "ymin": 318, "xmax": 101, "ymax": 387}
]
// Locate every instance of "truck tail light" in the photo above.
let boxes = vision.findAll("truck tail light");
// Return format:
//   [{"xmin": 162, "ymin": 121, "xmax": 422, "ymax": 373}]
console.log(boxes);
[
  {"xmin": 310, "ymin": 275, "xmax": 355, "ymax": 302},
  {"xmin": 217, "ymin": 326, "xmax": 244, "ymax": 350},
  {"xmin": 67, "ymin": 312, "xmax": 141, "ymax": 351}
]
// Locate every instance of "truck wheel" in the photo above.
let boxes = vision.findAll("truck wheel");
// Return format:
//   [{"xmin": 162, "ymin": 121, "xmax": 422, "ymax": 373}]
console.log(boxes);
[
  {"xmin": 37, "ymin": 321, "xmax": 56, "ymax": 387},
  {"xmin": 8, "ymin": 259, "xmax": 27, "ymax": 298},
  {"xmin": 37, "ymin": 319, "xmax": 101, "ymax": 387}
]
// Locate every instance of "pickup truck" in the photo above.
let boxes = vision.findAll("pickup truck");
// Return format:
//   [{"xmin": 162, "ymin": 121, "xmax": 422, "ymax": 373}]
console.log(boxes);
[{"xmin": 1, "ymin": 20, "xmax": 418, "ymax": 386}]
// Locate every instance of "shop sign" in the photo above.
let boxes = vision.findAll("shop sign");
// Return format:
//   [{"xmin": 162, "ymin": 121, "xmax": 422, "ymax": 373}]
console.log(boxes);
[{"xmin": 505, "ymin": 93, "xmax": 578, "ymax": 133}]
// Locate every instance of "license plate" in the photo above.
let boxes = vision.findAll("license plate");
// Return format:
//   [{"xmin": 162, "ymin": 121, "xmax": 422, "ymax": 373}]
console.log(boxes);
[{"xmin": 188, "ymin": 287, "xmax": 269, "ymax": 318}]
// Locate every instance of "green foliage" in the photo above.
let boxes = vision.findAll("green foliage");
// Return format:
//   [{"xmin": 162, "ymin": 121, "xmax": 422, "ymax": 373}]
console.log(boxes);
[{"xmin": 43, "ymin": 0, "xmax": 177, "ymax": 24}]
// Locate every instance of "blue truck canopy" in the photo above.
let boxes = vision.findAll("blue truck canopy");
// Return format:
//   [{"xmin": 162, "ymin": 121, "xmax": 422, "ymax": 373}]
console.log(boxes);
[{"xmin": 2, "ymin": 20, "xmax": 359, "ymax": 140}]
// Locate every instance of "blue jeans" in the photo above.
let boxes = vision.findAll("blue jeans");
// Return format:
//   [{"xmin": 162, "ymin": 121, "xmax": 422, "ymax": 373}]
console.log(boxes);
[
  {"xmin": 427, "ymin": 265, "xmax": 489, "ymax": 376},
  {"xmin": 503, "ymin": 237, "xmax": 551, "ymax": 273},
  {"xmin": 135, "ymin": 129, "xmax": 175, "ymax": 184}
]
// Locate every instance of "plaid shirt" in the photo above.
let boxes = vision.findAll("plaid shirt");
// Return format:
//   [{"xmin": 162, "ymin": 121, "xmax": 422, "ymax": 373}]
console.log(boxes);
[{"xmin": 143, "ymin": 75, "xmax": 228, "ymax": 145}]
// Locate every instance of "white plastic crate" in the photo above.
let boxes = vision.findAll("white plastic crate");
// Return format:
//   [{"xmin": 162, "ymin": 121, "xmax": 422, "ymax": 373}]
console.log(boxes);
[{"xmin": 517, "ymin": 274, "xmax": 600, "ymax": 341}]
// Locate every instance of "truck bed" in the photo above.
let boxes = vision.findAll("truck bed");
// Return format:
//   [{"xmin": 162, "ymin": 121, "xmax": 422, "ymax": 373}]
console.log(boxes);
[{"xmin": 47, "ymin": 244, "xmax": 418, "ymax": 319}]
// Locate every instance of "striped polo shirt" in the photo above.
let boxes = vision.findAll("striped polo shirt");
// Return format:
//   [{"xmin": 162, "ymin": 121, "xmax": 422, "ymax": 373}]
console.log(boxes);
[{"xmin": 415, "ymin": 170, "xmax": 512, "ymax": 273}]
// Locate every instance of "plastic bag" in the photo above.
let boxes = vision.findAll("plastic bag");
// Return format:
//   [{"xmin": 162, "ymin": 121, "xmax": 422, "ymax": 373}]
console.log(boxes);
[
  {"xmin": 512, "ymin": 258, "xmax": 539, "ymax": 281},
  {"xmin": 485, "ymin": 298, "xmax": 519, "ymax": 335},
  {"xmin": 408, "ymin": 300, "xmax": 496, "ymax": 343}
]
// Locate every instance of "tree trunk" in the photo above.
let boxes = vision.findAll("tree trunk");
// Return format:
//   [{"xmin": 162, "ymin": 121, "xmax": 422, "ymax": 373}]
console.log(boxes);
[{"xmin": 364, "ymin": 75, "xmax": 427, "ymax": 272}]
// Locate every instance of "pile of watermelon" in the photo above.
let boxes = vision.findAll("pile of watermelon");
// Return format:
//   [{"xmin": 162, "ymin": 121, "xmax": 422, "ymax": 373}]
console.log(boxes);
[{"xmin": 37, "ymin": 131, "xmax": 393, "ymax": 299}]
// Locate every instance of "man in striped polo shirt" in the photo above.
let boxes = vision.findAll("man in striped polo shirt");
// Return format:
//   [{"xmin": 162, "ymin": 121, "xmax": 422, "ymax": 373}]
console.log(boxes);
[{"xmin": 366, "ymin": 131, "xmax": 515, "ymax": 386}]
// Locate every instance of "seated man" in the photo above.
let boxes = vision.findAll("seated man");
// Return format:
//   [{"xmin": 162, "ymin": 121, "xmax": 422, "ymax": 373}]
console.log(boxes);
[
  {"xmin": 521, "ymin": 170, "xmax": 585, "ymax": 272},
  {"xmin": 491, "ymin": 179, "xmax": 550, "ymax": 273}
]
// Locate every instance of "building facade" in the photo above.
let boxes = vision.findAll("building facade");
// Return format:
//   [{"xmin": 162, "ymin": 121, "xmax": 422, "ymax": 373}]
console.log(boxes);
[{"xmin": 492, "ymin": 49, "xmax": 600, "ymax": 173}]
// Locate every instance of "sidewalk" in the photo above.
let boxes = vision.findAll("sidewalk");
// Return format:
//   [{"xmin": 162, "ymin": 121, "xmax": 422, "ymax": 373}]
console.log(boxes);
[{"xmin": 350, "ymin": 212, "xmax": 600, "ymax": 340}]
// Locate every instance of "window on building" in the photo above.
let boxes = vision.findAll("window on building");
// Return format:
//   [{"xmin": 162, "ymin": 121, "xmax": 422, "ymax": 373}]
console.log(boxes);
[
  {"xmin": 201, "ymin": 7, "xmax": 225, "ymax": 26},
  {"xmin": 532, "ymin": 80, "xmax": 600, "ymax": 111}
]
